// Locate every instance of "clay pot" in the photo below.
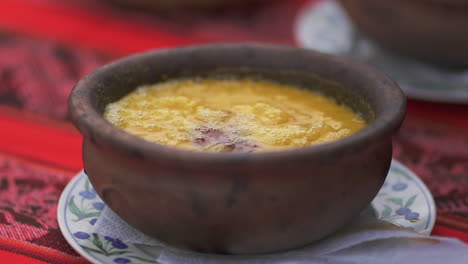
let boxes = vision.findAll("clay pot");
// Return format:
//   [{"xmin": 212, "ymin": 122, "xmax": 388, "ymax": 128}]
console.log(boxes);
[
  {"xmin": 69, "ymin": 44, "xmax": 406, "ymax": 254},
  {"xmin": 338, "ymin": 0, "xmax": 468, "ymax": 68}
]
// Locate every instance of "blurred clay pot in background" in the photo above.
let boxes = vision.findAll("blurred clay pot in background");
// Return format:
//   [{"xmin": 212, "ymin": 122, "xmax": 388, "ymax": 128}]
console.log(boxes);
[
  {"xmin": 106, "ymin": 0, "xmax": 273, "ymax": 11},
  {"xmin": 338, "ymin": 0, "xmax": 468, "ymax": 68}
]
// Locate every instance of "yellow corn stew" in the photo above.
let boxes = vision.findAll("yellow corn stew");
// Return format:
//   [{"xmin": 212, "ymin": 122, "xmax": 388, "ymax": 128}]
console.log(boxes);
[{"xmin": 104, "ymin": 79, "xmax": 366, "ymax": 152}]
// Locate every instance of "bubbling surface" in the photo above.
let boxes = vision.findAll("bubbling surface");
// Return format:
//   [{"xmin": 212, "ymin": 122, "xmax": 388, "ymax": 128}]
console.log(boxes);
[{"xmin": 104, "ymin": 79, "xmax": 366, "ymax": 153}]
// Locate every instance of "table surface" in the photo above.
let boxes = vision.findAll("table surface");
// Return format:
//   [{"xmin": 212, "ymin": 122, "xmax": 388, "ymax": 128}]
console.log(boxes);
[{"xmin": 0, "ymin": 0, "xmax": 467, "ymax": 263}]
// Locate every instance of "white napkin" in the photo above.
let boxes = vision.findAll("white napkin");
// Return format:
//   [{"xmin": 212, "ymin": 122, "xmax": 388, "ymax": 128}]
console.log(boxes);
[{"xmin": 91, "ymin": 206, "xmax": 468, "ymax": 264}]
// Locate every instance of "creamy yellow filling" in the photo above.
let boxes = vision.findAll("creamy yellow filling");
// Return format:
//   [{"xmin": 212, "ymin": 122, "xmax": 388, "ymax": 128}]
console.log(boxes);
[{"xmin": 104, "ymin": 79, "xmax": 366, "ymax": 152}]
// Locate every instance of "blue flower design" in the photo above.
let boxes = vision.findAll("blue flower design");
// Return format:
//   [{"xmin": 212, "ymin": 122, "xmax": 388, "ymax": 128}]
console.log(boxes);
[
  {"xmin": 396, "ymin": 207, "xmax": 411, "ymax": 216},
  {"xmin": 89, "ymin": 218, "xmax": 98, "ymax": 225},
  {"xmin": 73, "ymin": 232, "xmax": 90, "ymax": 239},
  {"xmin": 92, "ymin": 202, "xmax": 105, "ymax": 211},
  {"xmin": 104, "ymin": 236, "xmax": 128, "ymax": 249},
  {"xmin": 392, "ymin": 183, "xmax": 408, "ymax": 191},
  {"xmin": 113, "ymin": 239, "xmax": 128, "ymax": 249},
  {"xmin": 395, "ymin": 207, "xmax": 419, "ymax": 221},
  {"xmin": 79, "ymin": 189, "xmax": 97, "ymax": 199},
  {"xmin": 405, "ymin": 212, "xmax": 419, "ymax": 221},
  {"xmin": 114, "ymin": 258, "xmax": 131, "ymax": 264},
  {"xmin": 405, "ymin": 226, "xmax": 416, "ymax": 231},
  {"xmin": 104, "ymin": 236, "xmax": 114, "ymax": 242}
]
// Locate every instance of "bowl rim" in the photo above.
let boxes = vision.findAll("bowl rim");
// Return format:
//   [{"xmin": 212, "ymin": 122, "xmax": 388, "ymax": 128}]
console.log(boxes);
[{"xmin": 69, "ymin": 43, "xmax": 406, "ymax": 164}]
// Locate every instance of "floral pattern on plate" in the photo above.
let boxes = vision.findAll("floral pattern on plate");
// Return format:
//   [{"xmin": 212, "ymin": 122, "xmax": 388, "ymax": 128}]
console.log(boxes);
[
  {"xmin": 372, "ymin": 160, "xmax": 436, "ymax": 234},
  {"xmin": 58, "ymin": 160, "xmax": 435, "ymax": 264},
  {"xmin": 295, "ymin": 0, "xmax": 468, "ymax": 104},
  {"xmin": 58, "ymin": 175, "xmax": 158, "ymax": 264}
]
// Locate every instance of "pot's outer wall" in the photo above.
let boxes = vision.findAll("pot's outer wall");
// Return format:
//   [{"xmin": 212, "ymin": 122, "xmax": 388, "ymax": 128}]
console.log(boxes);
[{"xmin": 83, "ymin": 137, "xmax": 392, "ymax": 254}]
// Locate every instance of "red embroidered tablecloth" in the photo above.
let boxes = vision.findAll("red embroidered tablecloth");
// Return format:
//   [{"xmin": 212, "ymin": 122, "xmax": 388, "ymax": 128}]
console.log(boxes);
[{"xmin": 0, "ymin": 0, "xmax": 467, "ymax": 263}]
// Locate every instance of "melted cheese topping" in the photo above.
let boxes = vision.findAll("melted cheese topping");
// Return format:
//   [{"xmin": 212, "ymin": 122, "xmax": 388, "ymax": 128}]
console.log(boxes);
[{"xmin": 104, "ymin": 79, "xmax": 366, "ymax": 152}]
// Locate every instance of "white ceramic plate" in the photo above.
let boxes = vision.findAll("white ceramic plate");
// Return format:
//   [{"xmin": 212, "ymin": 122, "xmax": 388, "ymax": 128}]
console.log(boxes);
[
  {"xmin": 58, "ymin": 160, "xmax": 436, "ymax": 264},
  {"xmin": 295, "ymin": 0, "xmax": 468, "ymax": 104}
]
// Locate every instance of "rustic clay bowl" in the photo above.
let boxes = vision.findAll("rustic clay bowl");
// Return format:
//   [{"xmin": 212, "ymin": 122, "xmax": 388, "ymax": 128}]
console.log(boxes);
[
  {"xmin": 338, "ymin": 0, "xmax": 468, "ymax": 68},
  {"xmin": 69, "ymin": 44, "xmax": 406, "ymax": 254}
]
